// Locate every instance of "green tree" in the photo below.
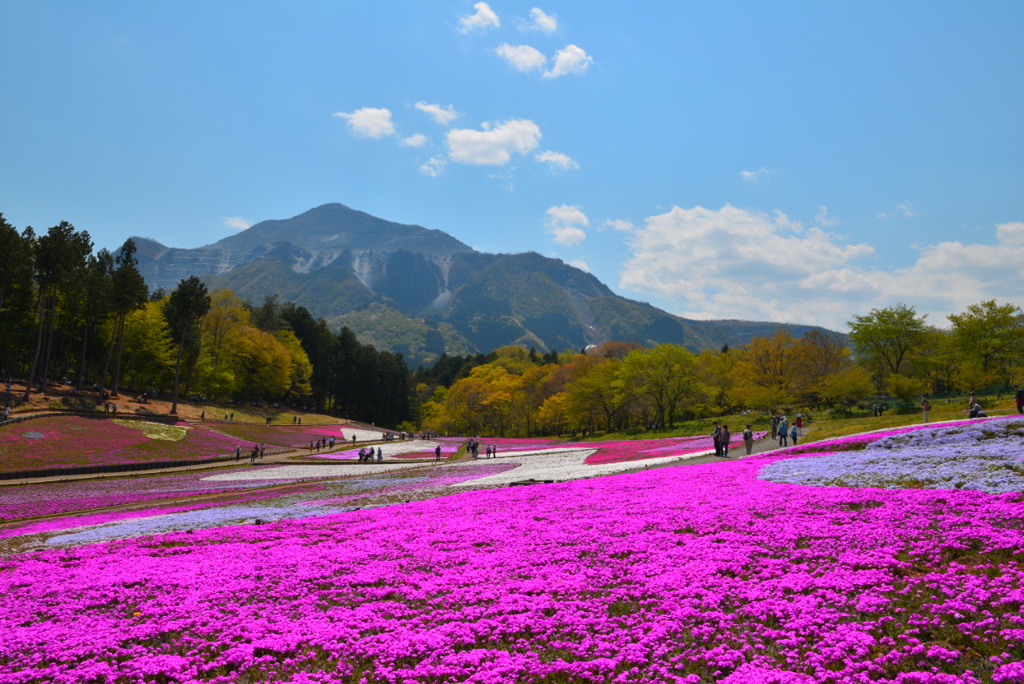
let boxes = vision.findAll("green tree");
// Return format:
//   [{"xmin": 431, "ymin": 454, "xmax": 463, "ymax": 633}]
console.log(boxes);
[
  {"xmin": 165, "ymin": 277, "xmax": 211, "ymax": 414},
  {"xmin": 619, "ymin": 344, "xmax": 700, "ymax": 427},
  {"xmin": 847, "ymin": 304, "xmax": 929, "ymax": 379},
  {"xmin": 947, "ymin": 300, "xmax": 1024, "ymax": 388},
  {"xmin": 885, "ymin": 373, "xmax": 929, "ymax": 408},
  {"xmin": 817, "ymin": 365, "xmax": 875, "ymax": 412}
]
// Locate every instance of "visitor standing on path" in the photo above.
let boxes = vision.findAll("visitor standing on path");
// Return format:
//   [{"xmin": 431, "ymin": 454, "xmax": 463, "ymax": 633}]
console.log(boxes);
[
  {"xmin": 719, "ymin": 425, "xmax": 731, "ymax": 457},
  {"xmin": 743, "ymin": 425, "xmax": 754, "ymax": 456},
  {"xmin": 1015, "ymin": 385, "xmax": 1024, "ymax": 414},
  {"xmin": 235, "ymin": 445, "xmax": 241, "ymax": 461},
  {"xmin": 434, "ymin": 444, "xmax": 442, "ymax": 463},
  {"xmin": 770, "ymin": 416, "xmax": 779, "ymax": 439},
  {"xmin": 921, "ymin": 397, "xmax": 932, "ymax": 423},
  {"xmin": 711, "ymin": 422, "xmax": 722, "ymax": 457},
  {"xmin": 790, "ymin": 424, "xmax": 799, "ymax": 446},
  {"xmin": 778, "ymin": 417, "xmax": 789, "ymax": 447}
]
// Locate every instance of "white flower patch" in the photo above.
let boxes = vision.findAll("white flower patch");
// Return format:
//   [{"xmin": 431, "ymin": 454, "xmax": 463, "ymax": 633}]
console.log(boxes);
[
  {"xmin": 316, "ymin": 440, "xmax": 447, "ymax": 460},
  {"xmin": 340, "ymin": 426, "xmax": 393, "ymax": 443},
  {"xmin": 451, "ymin": 447, "xmax": 708, "ymax": 487},
  {"xmin": 202, "ymin": 462, "xmax": 426, "ymax": 482}
]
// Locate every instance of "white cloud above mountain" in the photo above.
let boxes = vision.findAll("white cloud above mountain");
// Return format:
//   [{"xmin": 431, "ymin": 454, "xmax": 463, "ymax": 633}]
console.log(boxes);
[
  {"xmin": 535, "ymin": 150, "xmax": 579, "ymax": 171},
  {"xmin": 446, "ymin": 119, "xmax": 541, "ymax": 165},
  {"xmin": 401, "ymin": 134, "xmax": 428, "ymax": 147},
  {"xmin": 414, "ymin": 102, "xmax": 460, "ymax": 126},
  {"xmin": 544, "ymin": 44, "xmax": 593, "ymax": 78},
  {"xmin": 618, "ymin": 204, "xmax": 1024, "ymax": 329},
  {"xmin": 496, "ymin": 44, "xmax": 547, "ymax": 72},
  {"xmin": 332, "ymin": 107, "xmax": 395, "ymax": 139},
  {"xmin": 222, "ymin": 217, "xmax": 252, "ymax": 230},
  {"xmin": 419, "ymin": 156, "xmax": 446, "ymax": 177},
  {"xmin": 459, "ymin": 2, "xmax": 499, "ymax": 33},
  {"xmin": 546, "ymin": 204, "xmax": 589, "ymax": 246},
  {"xmin": 527, "ymin": 8, "xmax": 557, "ymax": 33}
]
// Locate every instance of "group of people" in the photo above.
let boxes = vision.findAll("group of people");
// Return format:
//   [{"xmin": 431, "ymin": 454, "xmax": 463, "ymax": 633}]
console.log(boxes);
[
  {"xmin": 710, "ymin": 423, "xmax": 757, "ymax": 457},
  {"xmin": 769, "ymin": 414, "xmax": 802, "ymax": 447},
  {"xmin": 357, "ymin": 446, "xmax": 382, "ymax": 462},
  {"xmin": 308, "ymin": 437, "xmax": 336, "ymax": 453},
  {"xmin": 234, "ymin": 443, "xmax": 266, "ymax": 464}
]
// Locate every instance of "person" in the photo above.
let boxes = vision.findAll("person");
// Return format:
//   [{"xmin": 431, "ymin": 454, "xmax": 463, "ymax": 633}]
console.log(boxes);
[
  {"xmin": 1014, "ymin": 385, "xmax": 1024, "ymax": 414},
  {"xmin": 719, "ymin": 425, "xmax": 731, "ymax": 457},
  {"xmin": 778, "ymin": 417, "xmax": 789, "ymax": 447},
  {"xmin": 711, "ymin": 422, "xmax": 722, "ymax": 457},
  {"xmin": 743, "ymin": 424, "xmax": 754, "ymax": 456},
  {"xmin": 200, "ymin": 410, "xmax": 205, "ymax": 421},
  {"xmin": 921, "ymin": 397, "xmax": 932, "ymax": 423},
  {"xmin": 790, "ymin": 424, "xmax": 799, "ymax": 446},
  {"xmin": 235, "ymin": 445, "xmax": 241, "ymax": 461},
  {"xmin": 770, "ymin": 416, "xmax": 779, "ymax": 439},
  {"xmin": 434, "ymin": 444, "xmax": 442, "ymax": 463},
  {"xmin": 795, "ymin": 415, "xmax": 803, "ymax": 435},
  {"xmin": 377, "ymin": 447, "xmax": 383, "ymax": 462},
  {"xmin": 968, "ymin": 401, "xmax": 986, "ymax": 419}
]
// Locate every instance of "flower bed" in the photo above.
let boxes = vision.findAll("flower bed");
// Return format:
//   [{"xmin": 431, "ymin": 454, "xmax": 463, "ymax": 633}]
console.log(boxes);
[
  {"xmin": 584, "ymin": 432, "xmax": 767, "ymax": 465},
  {"xmin": 761, "ymin": 416, "xmax": 1024, "ymax": 493},
  {"xmin": 208, "ymin": 422, "xmax": 347, "ymax": 448},
  {"xmin": 1, "ymin": 419, "xmax": 1023, "ymax": 682},
  {"xmin": 0, "ymin": 416, "xmax": 243, "ymax": 472}
]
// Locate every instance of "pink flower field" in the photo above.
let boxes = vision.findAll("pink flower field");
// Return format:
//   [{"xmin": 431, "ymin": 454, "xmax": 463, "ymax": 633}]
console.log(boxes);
[
  {"xmin": 0, "ymin": 417, "xmax": 243, "ymax": 473},
  {"xmin": 209, "ymin": 422, "xmax": 349, "ymax": 449},
  {"xmin": 1, "ymin": 417, "xmax": 1022, "ymax": 682}
]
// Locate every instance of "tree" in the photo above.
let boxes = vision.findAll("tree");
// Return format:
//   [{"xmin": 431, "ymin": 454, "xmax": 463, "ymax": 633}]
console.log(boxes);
[
  {"xmin": 730, "ymin": 330, "xmax": 798, "ymax": 410},
  {"xmin": 164, "ymin": 277, "xmax": 211, "ymax": 414},
  {"xmin": 816, "ymin": 366, "xmax": 875, "ymax": 412},
  {"xmin": 619, "ymin": 345, "xmax": 700, "ymax": 427},
  {"xmin": 847, "ymin": 304, "xmax": 929, "ymax": 378},
  {"xmin": 947, "ymin": 300, "xmax": 1024, "ymax": 388},
  {"xmin": 885, "ymin": 374, "xmax": 928, "ymax": 408}
]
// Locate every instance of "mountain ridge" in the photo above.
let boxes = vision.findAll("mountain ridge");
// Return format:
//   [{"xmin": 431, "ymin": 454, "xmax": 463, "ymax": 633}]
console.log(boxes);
[{"xmin": 134, "ymin": 203, "xmax": 837, "ymax": 366}]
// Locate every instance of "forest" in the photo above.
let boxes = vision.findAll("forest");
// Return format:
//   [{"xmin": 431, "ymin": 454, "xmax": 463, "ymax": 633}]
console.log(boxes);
[{"xmin": 2, "ymin": 215, "xmax": 1022, "ymax": 435}]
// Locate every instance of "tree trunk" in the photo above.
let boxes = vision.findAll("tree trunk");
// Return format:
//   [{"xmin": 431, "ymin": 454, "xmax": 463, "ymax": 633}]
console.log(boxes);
[
  {"xmin": 112, "ymin": 315, "xmax": 127, "ymax": 397},
  {"xmin": 23, "ymin": 292, "xmax": 47, "ymax": 400},
  {"xmin": 170, "ymin": 328, "xmax": 185, "ymax": 415},
  {"xmin": 98, "ymin": 315, "xmax": 118, "ymax": 402},
  {"xmin": 41, "ymin": 294, "xmax": 57, "ymax": 386},
  {"xmin": 76, "ymin": 322, "xmax": 91, "ymax": 393}
]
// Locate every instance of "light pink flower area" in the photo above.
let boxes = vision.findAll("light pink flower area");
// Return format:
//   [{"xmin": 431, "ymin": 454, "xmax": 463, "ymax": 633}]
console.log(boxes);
[
  {"xmin": 586, "ymin": 433, "xmax": 767, "ymax": 465},
  {"xmin": 2, "ymin": 419, "xmax": 1023, "ymax": 682}
]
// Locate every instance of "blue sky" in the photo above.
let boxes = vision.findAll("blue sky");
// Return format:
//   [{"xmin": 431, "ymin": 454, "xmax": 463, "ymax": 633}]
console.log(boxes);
[{"xmin": 2, "ymin": 1, "xmax": 1021, "ymax": 330}]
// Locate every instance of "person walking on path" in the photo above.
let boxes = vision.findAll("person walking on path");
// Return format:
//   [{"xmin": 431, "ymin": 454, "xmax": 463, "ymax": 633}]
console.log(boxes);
[
  {"xmin": 743, "ymin": 425, "xmax": 754, "ymax": 456},
  {"xmin": 719, "ymin": 425, "xmax": 731, "ymax": 458},
  {"xmin": 770, "ymin": 416, "xmax": 779, "ymax": 439},
  {"xmin": 790, "ymin": 424, "xmax": 799, "ymax": 446},
  {"xmin": 235, "ymin": 445, "xmax": 241, "ymax": 461},
  {"xmin": 778, "ymin": 417, "xmax": 789, "ymax": 447},
  {"xmin": 1015, "ymin": 385, "xmax": 1024, "ymax": 414},
  {"xmin": 434, "ymin": 444, "xmax": 442, "ymax": 463},
  {"xmin": 921, "ymin": 397, "xmax": 932, "ymax": 423},
  {"xmin": 711, "ymin": 422, "xmax": 722, "ymax": 457},
  {"xmin": 795, "ymin": 415, "xmax": 803, "ymax": 435}
]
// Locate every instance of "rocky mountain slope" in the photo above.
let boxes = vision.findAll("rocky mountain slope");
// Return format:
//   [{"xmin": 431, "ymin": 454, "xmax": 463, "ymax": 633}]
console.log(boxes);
[{"xmin": 135, "ymin": 203, "xmax": 832, "ymax": 367}]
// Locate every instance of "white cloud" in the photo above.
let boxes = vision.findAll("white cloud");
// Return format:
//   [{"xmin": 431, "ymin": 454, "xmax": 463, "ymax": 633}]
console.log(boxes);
[
  {"xmin": 414, "ymin": 102, "xmax": 459, "ymax": 126},
  {"xmin": 419, "ymin": 156, "xmax": 446, "ymax": 177},
  {"xmin": 740, "ymin": 167, "xmax": 772, "ymax": 181},
  {"xmin": 400, "ymin": 133, "xmax": 428, "ymax": 147},
  {"xmin": 568, "ymin": 259, "xmax": 590, "ymax": 272},
  {"xmin": 528, "ymin": 8, "xmax": 557, "ymax": 33},
  {"xmin": 618, "ymin": 204, "xmax": 1024, "ymax": 330},
  {"xmin": 332, "ymin": 107, "xmax": 395, "ymax": 139},
  {"xmin": 546, "ymin": 204, "xmax": 589, "ymax": 246},
  {"xmin": 534, "ymin": 150, "xmax": 579, "ymax": 171},
  {"xmin": 446, "ymin": 119, "xmax": 542, "ymax": 165},
  {"xmin": 603, "ymin": 219, "xmax": 635, "ymax": 233},
  {"xmin": 496, "ymin": 43, "xmax": 547, "ymax": 72},
  {"xmin": 459, "ymin": 2, "xmax": 499, "ymax": 33},
  {"xmin": 544, "ymin": 44, "xmax": 593, "ymax": 78},
  {"xmin": 815, "ymin": 206, "xmax": 839, "ymax": 227},
  {"xmin": 222, "ymin": 217, "xmax": 252, "ymax": 230},
  {"xmin": 897, "ymin": 201, "xmax": 914, "ymax": 217}
]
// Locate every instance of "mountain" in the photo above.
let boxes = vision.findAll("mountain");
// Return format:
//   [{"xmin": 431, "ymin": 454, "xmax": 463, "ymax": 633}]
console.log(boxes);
[{"xmin": 134, "ymin": 203, "xmax": 833, "ymax": 367}]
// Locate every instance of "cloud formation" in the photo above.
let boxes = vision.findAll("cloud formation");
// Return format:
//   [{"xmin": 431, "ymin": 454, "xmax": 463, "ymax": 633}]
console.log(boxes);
[
  {"xmin": 546, "ymin": 204, "xmax": 589, "ymax": 246},
  {"xmin": 618, "ymin": 204, "xmax": 1024, "ymax": 329},
  {"xmin": 535, "ymin": 150, "xmax": 579, "ymax": 171},
  {"xmin": 459, "ymin": 2, "xmax": 499, "ymax": 33},
  {"xmin": 419, "ymin": 156, "xmax": 446, "ymax": 177},
  {"xmin": 222, "ymin": 217, "xmax": 252, "ymax": 230},
  {"xmin": 528, "ymin": 8, "xmax": 557, "ymax": 33},
  {"xmin": 496, "ymin": 44, "xmax": 547, "ymax": 72},
  {"xmin": 740, "ymin": 167, "xmax": 772, "ymax": 181},
  {"xmin": 545, "ymin": 44, "xmax": 593, "ymax": 78},
  {"xmin": 446, "ymin": 119, "xmax": 541, "ymax": 165},
  {"xmin": 815, "ymin": 206, "xmax": 838, "ymax": 227},
  {"xmin": 333, "ymin": 107, "xmax": 395, "ymax": 139},
  {"xmin": 401, "ymin": 134, "xmax": 428, "ymax": 147},
  {"xmin": 414, "ymin": 101, "xmax": 459, "ymax": 126}
]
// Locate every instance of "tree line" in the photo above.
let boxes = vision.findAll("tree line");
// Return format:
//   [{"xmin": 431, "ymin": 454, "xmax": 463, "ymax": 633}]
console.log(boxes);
[
  {"xmin": 0, "ymin": 215, "xmax": 411, "ymax": 426},
  {"xmin": 3, "ymin": 214, "xmax": 1021, "ymax": 435}
]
